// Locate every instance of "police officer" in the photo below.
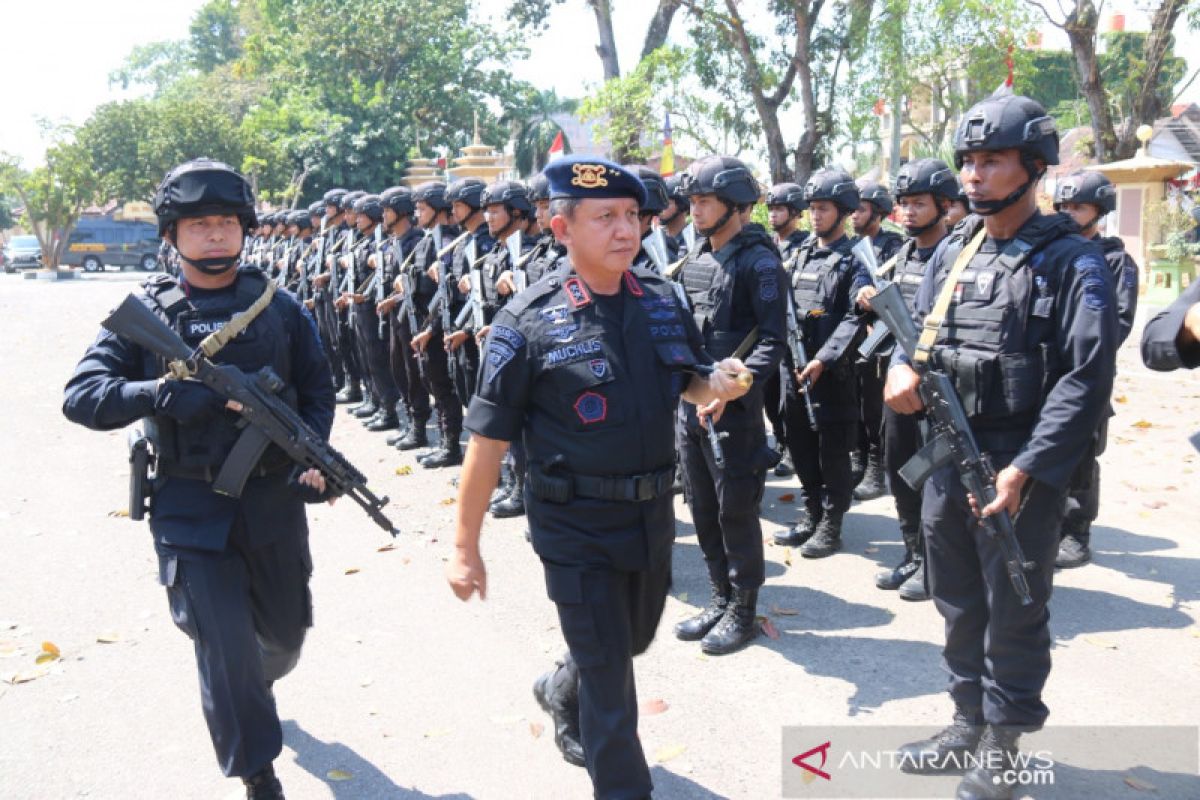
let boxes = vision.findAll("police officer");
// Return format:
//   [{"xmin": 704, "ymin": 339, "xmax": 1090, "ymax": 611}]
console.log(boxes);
[
  {"xmin": 1142, "ymin": 279, "xmax": 1200, "ymax": 371},
  {"xmin": 62, "ymin": 159, "xmax": 337, "ymax": 800},
  {"xmin": 855, "ymin": 158, "xmax": 959, "ymax": 601},
  {"xmin": 376, "ymin": 186, "xmax": 426, "ymax": 446},
  {"xmin": 389, "ymin": 182, "xmax": 444, "ymax": 453},
  {"xmin": 523, "ymin": 171, "xmax": 568, "ymax": 285},
  {"xmin": 673, "ymin": 156, "xmax": 786, "ymax": 655},
  {"xmin": 774, "ymin": 168, "xmax": 869, "ymax": 556},
  {"xmin": 886, "ymin": 94, "xmax": 1118, "ymax": 800},
  {"xmin": 347, "ymin": 194, "xmax": 403, "ymax": 432},
  {"xmin": 334, "ymin": 192, "xmax": 372, "ymax": 420},
  {"xmin": 851, "ymin": 179, "xmax": 904, "ymax": 500},
  {"xmin": 625, "ymin": 165, "xmax": 680, "ymax": 272},
  {"xmin": 1052, "ymin": 170, "xmax": 1139, "ymax": 568},
  {"xmin": 661, "ymin": 174, "xmax": 693, "ymax": 252},
  {"xmin": 765, "ymin": 181, "xmax": 810, "ymax": 477},
  {"xmin": 946, "ymin": 179, "xmax": 970, "ymax": 227},
  {"xmin": 446, "ymin": 155, "xmax": 750, "ymax": 799},
  {"xmin": 443, "ymin": 178, "xmax": 495, "ymax": 409},
  {"xmin": 313, "ymin": 189, "xmax": 354, "ymax": 400}
]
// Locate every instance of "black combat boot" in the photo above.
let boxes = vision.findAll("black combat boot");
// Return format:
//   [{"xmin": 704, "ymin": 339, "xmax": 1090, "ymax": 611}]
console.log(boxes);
[
  {"xmin": 898, "ymin": 559, "xmax": 929, "ymax": 601},
  {"xmin": 773, "ymin": 504, "xmax": 821, "ymax": 547},
  {"xmin": 897, "ymin": 704, "xmax": 984, "ymax": 774},
  {"xmin": 490, "ymin": 463, "xmax": 515, "ymax": 506},
  {"xmin": 334, "ymin": 384, "xmax": 362, "ymax": 404},
  {"xmin": 396, "ymin": 417, "xmax": 430, "ymax": 450},
  {"xmin": 351, "ymin": 400, "xmax": 378, "ymax": 419},
  {"xmin": 773, "ymin": 447, "xmax": 794, "ymax": 478},
  {"xmin": 674, "ymin": 576, "xmax": 730, "ymax": 641},
  {"xmin": 849, "ymin": 448, "xmax": 866, "ymax": 488},
  {"xmin": 365, "ymin": 411, "xmax": 400, "ymax": 432},
  {"xmin": 243, "ymin": 763, "xmax": 285, "ymax": 800},
  {"xmin": 700, "ymin": 587, "xmax": 758, "ymax": 655},
  {"xmin": 490, "ymin": 467, "xmax": 525, "ymax": 517},
  {"xmin": 532, "ymin": 660, "xmax": 586, "ymax": 768},
  {"xmin": 853, "ymin": 445, "xmax": 887, "ymax": 501},
  {"xmin": 1055, "ymin": 528, "xmax": 1091, "ymax": 569},
  {"xmin": 876, "ymin": 525, "xmax": 920, "ymax": 590},
  {"xmin": 955, "ymin": 725, "xmax": 1023, "ymax": 800},
  {"xmin": 800, "ymin": 511, "xmax": 843, "ymax": 558},
  {"xmin": 422, "ymin": 423, "xmax": 463, "ymax": 468}
]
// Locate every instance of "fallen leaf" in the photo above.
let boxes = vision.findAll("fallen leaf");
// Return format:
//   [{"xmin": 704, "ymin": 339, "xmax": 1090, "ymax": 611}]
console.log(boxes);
[
  {"xmin": 641, "ymin": 699, "xmax": 669, "ymax": 715},
  {"xmin": 345, "ymin": 568, "xmax": 361, "ymax": 575},
  {"xmin": 35, "ymin": 652, "xmax": 58, "ymax": 665},
  {"xmin": 1189, "ymin": 627, "xmax": 1200, "ymax": 639},
  {"xmin": 1123, "ymin": 775, "xmax": 1157, "ymax": 792},
  {"xmin": 770, "ymin": 605, "xmax": 799, "ymax": 617},
  {"xmin": 529, "ymin": 721, "xmax": 544, "ymax": 739},
  {"xmin": 96, "ymin": 633, "xmax": 120, "ymax": 644},
  {"xmin": 394, "ymin": 466, "xmax": 413, "ymax": 476},
  {"xmin": 6, "ymin": 667, "xmax": 48, "ymax": 684},
  {"xmin": 1083, "ymin": 635, "xmax": 1118, "ymax": 650},
  {"xmin": 784, "ymin": 548, "xmax": 792, "ymax": 567},
  {"xmin": 440, "ymin": 498, "xmax": 456, "ymax": 506},
  {"xmin": 759, "ymin": 617, "xmax": 781, "ymax": 640},
  {"xmin": 655, "ymin": 744, "xmax": 687, "ymax": 763},
  {"xmin": 326, "ymin": 769, "xmax": 352, "ymax": 781},
  {"xmin": 107, "ymin": 509, "xmax": 129, "ymax": 518},
  {"xmin": 377, "ymin": 543, "xmax": 397, "ymax": 552},
  {"xmin": 1132, "ymin": 420, "xmax": 1153, "ymax": 430},
  {"xmin": 41, "ymin": 642, "xmax": 60, "ymax": 658},
  {"xmin": 676, "ymin": 592, "xmax": 688, "ymax": 604},
  {"xmin": 1113, "ymin": 395, "xmax": 1128, "ymax": 404},
  {"xmin": 778, "ymin": 493, "xmax": 795, "ymax": 502}
]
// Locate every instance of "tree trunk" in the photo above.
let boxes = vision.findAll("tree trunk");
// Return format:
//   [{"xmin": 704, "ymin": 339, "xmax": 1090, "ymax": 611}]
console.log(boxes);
[
  {"xmin": 641, "ymin": 0, "xmax": 683, "ymax": 60},
  {"xmin": 1064, "ymin": 1, "xmax": 1117, "ymax": 162},
  {"xmin": 588, "ymin": 0, "xmax": 621, "ymax": 81},
  {"xmin": 791, "ymin": 2, "xmax": 821, "ymax": 185},
  {"xmin": 1117, "ymin": 0, "xmax": 1186, "ymax": 158}
]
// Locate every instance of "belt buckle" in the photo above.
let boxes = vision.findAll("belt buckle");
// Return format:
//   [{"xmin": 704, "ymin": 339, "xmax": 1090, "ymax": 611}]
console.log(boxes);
[{"xmin": 632, "ymin": 473, "xmax": 654, "ymax": 502}]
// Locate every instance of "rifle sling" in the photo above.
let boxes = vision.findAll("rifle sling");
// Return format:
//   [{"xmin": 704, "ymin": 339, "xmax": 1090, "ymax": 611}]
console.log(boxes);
[{"xmin": 913, "ymin": 228, "xmax": 985, "ymax": 366}]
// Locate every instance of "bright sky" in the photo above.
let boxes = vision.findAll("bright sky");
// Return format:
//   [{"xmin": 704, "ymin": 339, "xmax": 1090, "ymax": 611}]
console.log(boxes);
[{"xmin": 2, "ymin": 0, "xmax": 1197, "ymax": 169}]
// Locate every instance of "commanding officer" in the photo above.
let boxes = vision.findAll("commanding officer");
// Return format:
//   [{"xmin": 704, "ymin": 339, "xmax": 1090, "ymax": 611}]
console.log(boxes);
[
  {"xmin": 376, "ymin": 186, "xmax": 426, "ymax": 446},
  {"xmin": 774, "ymin": 168, "xmax": 868, "ymax": 557},
  {"xmin": 1142, "ymin": 279, "xmax": 1200, "ymax": 371},
  {"xmin": 851, "ymin": 179, "xmax": 904, "ymax": 500},
  {"xmin": 62, "ymin": 160, "xmax": 336, "ymax": 800},
  {"xmin": 673, "ymin": 156, "xmax": 786, "ymax": 655},
  {"xmin": 856, "ymin": 158, "xmax": 959, "ymax": 601},
  {"xmin": 886, "ymin": 94, "xmax": 1118, "ymax": 800},
  {"xmin": 1051, "ymin": 171, "xmax": 1139, "ymax": 568},
  {"xmin": 446, "ymin": 155, "xmax": 750, "ymax": 799}
]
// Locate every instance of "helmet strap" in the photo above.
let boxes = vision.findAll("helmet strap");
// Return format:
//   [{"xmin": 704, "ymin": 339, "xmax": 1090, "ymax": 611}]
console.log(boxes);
[
  {"xmin": 697, "ymin": 200, "xmax": 736, "ymax": 238},
  {"xmin": 816, "ymin": 211, "xmax": 848, "ymax": 241},
  {"xmin": 970, "ymin": 158, "xmax": 1043, "ymax": 217},
  {"xmin": 182, "ymin": 254, "xmax": 240, "ymax": 275}
]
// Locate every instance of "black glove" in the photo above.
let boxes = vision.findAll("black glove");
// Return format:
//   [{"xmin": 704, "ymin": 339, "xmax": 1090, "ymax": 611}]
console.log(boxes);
[
  {"xmin": 287, "ymin": 465, "xmax": 340, "ymax": 504},
  {"xmin": 154, "ymin": 379, "xmax": 225, "ymax": 425}
]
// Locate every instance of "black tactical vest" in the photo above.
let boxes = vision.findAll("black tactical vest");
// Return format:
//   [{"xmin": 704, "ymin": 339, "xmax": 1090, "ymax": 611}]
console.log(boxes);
[
  {"xmin": 790, "ymin": 236, "xmax": 858, "ymax": 350},
  {"xmin": 927, "ymin": 212, "xmax": 1081, "ymax": 421},
  {"xmin": 679, "ymin": 226, "xmax": 776, "ymax": 357},
  {"xmin": 139, "ymin": 269, "xmax": 294, "ymax": 473}
]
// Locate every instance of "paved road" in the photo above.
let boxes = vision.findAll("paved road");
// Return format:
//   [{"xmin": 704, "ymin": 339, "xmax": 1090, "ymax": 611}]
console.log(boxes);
[{"xmin": 1, "ymin": 272, "xmax": 1198, "ymax": 799}]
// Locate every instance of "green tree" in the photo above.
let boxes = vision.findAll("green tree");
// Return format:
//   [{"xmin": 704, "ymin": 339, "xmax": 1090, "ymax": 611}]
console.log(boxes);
[
  {"xmin": 190, "ymin": 0, "xmax": 246, "ymax": 72},
  {"xmin": 0, "ymin": 129, "xmax": 102, "ymax": 270},
  {"xmin": 502, "ymin": 88, "xmax": 578, "ymax": 176}
]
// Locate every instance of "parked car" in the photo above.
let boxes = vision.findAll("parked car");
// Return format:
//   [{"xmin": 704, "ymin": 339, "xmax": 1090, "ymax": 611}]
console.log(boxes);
[
  {"xmin": 61, "ymin": 217, "xmax": 162, "ymax": 272},
  {"xmin": 2, "ymin": 235, "xmax": 42, "ymax": 272}
]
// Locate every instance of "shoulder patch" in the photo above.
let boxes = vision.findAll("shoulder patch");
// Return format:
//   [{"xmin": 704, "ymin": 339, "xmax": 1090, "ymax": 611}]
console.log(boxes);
[
  {"xmin": 1073, "ymin": 254, "xmax": 1111, "ymax": 311},
  {"xmin": 563, "ymin": 277, "xmax": 592, "ymax": 309},
  {"xmin": 489, "ymin": 324, "xmax": 526, "ymax": 350}
]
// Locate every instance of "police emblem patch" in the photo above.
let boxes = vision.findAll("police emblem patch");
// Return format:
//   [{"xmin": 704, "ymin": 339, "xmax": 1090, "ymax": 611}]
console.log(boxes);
[
  {"xmin": 538, "ymin": 304, "xmax": 571, "ymax": 325},
  {"xmin": 588, "ymin": 358, "xmax": 609, "ymax": 378},
  {"xmin": 975, "ymin": 270, "xmax": 995, "ymax": 298},
  {"xmin": 571, "ymin": 163, "xmax": 609, "ymax": 189},
  {"xmin": 573, "ymin": 391, "xmax": 607, "ymax": 424}
]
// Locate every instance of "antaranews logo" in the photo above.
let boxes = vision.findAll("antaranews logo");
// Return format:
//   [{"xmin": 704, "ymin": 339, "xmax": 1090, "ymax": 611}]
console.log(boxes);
[{"xmin": 791, "ymin": 741, "xmax": 833, "ymax": 781}]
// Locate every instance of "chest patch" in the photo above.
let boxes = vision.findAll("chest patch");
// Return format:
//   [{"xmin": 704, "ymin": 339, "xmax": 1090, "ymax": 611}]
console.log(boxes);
[
  {"xmin": 573, "ymin": 391, "xmax": 608, "ymax": 425},
  {"xmin": 182, "ymin": 316, "xmax": 231, "ymax": 341},
  {"xmin": 544, "ymin": 338, "xmax": 603, "ymax": 368}
]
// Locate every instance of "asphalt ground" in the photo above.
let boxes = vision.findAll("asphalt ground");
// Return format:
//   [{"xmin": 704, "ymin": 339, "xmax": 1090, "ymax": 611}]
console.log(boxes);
[{"xmin": 1, "ymin": 271, "xmax": 1198, "ymax": 799}]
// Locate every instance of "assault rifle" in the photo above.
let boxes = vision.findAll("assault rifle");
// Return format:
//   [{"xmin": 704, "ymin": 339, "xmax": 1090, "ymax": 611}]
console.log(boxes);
[
  {"xmin": 102, "ymin": 295, "xmax": 399, "ymax": 537},
  {"xmin": 871, "ymin": 283, "xmax": 1034, "ymax": 604}
]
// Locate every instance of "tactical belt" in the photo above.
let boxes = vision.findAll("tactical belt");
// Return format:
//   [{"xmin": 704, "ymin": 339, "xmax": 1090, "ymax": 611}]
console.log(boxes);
[{"xmin": 529, "ymin": 465, "xmax": 676, "ymax": 504}]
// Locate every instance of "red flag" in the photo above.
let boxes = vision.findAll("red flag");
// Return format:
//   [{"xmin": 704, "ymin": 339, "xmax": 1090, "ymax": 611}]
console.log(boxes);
[{"xmin": 548, "ymin": 130, "xmax": 565, "ymax": 161}]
